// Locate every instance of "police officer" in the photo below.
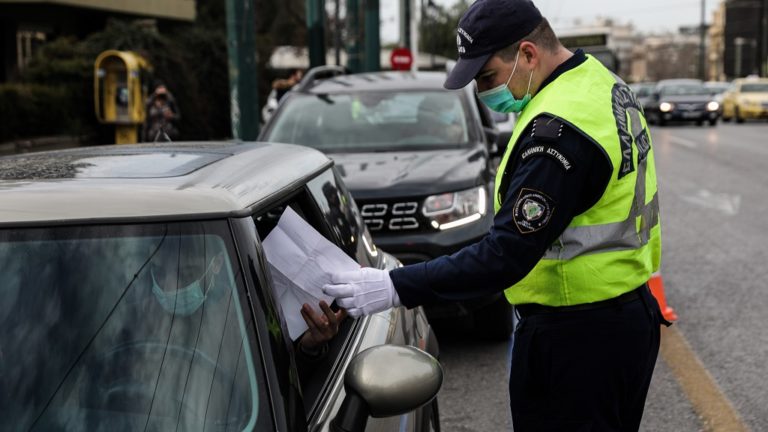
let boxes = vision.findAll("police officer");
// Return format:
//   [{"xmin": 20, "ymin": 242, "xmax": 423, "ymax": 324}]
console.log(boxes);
[{"xmin": 324, "ymin": 0, "xmax": 669, "ymax": 430}]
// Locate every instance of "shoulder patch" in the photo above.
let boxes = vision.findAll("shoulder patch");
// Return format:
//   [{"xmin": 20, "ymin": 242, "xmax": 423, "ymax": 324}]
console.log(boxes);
[{"xmin": 512, "ymin": 188, "xmax": 556, "ymax": 234}]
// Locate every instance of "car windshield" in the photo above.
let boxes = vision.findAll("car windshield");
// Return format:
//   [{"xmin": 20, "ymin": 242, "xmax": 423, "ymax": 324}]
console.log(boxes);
[
  {"xmin": 660, "ymin": 84, "xmax": 710, "ymax": 96},
  {"xmin": 0, "ymin": 221, "xmax": 266, "ymax": 431},
  {"xmin": 705, "ymin": 83, "xmax": 731, "ymax": 94},
  {"xmin": 265, "ymin": 90, "xmax": 471, "ymax": 152},
  {"xmin": 741, "ymin": 83, "xmax": 768, "ymax": 93}
]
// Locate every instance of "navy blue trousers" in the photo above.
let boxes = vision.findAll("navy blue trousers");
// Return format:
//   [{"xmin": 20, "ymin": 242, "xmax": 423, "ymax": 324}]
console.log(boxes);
[{"xmin": 509, "ymin": 287, "xmax": 663, "ymax": 432}]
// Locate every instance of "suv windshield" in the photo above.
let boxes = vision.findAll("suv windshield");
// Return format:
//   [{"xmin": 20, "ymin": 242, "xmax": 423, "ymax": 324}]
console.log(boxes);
[
  {"xmin": 265, "ymin": 90, "xmax": 471, "ymax": 152},
  {"xmin": 0, "ymin": 221, "xmax": 267, "ymax": 431}
]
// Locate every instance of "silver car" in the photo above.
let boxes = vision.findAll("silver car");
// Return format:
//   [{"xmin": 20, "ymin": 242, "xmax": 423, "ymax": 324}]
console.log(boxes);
[{"xmin": 0, "ymin": 142, "xmax": 441, "ymax": 431}]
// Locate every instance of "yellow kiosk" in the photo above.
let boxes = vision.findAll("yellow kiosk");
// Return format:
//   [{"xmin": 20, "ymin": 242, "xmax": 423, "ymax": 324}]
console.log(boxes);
[{"xmin": 94, "ymin": 50, "xmax": 151, "ymax": 144}]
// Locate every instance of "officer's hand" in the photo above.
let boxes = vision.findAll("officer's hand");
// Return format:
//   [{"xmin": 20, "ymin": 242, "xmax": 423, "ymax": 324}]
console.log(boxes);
[
  {"xmin": 323, "ymin": 268, "xmax": 400, "ymax": 318},
  {"xmin": 298, "ymin": 301, "xmax": 346, "ymax": 351}
]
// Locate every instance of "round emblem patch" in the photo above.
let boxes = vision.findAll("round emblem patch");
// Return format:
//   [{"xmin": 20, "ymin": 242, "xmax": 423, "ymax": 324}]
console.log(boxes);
[{"xmin": 513, "ymin": 188, "xmax": 555, "ymax": 234}]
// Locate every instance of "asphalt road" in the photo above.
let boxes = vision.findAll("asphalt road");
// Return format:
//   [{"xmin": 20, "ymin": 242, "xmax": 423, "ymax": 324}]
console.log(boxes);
[{"xmin": 434, "ymin": 120, "xmax": 768, "ymax": 432}]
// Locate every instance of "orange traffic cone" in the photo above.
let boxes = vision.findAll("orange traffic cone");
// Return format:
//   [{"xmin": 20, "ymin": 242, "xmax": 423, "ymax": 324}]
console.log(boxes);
[{"xmin": 648, "ymin": 272, "xmax": 678, "ymax": 322}]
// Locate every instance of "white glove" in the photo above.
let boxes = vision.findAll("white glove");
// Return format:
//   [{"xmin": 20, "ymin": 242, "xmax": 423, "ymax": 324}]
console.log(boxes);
[{"xmin": 323, "ymin": 267, "xmax": 401, "ymax": 318}]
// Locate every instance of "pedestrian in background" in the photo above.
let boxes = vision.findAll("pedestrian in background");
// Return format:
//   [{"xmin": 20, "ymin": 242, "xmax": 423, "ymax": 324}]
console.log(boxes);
[
  {"xmin": 272, "ymin": 68, "xmax": 304, "ymax": 102},
  {"xmin": 144, "ymin": 84, "xmax": 180, "ymax": 142},
  {"xmin": 323, "ymin": 0, "xmax": 670, "ymax": 430}
]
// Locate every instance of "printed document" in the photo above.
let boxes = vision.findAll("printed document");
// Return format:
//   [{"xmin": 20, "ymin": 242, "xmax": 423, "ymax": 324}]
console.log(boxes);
[{"xmin": 262, "ymin": 206, "xmax": 359, "ymax": 340}]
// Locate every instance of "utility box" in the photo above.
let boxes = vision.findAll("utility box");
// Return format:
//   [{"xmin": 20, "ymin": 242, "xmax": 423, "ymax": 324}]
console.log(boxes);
[{"xmin": 94, "ymin": 50, "xmax": 151, "ymax": 144}]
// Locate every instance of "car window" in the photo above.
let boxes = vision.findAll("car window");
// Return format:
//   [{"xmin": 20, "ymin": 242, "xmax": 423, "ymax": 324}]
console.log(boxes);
[
  {"xmin": 251, "ymin": 188, "xmax": 357, "ymax": 417},
  {"xmin": 265, "ymin": 90, "xmax": 471, "ymax": 151},
  {"xmin": 306, "ymin": 168, "xmax": 379, "ymax": 267},
  {"xmin": 0, "ymin": 221, "xmax": 271, "ymax": 431},
  {"xmin": 741, "ymin": 83, "xmax": 768, "ymax": 93}
]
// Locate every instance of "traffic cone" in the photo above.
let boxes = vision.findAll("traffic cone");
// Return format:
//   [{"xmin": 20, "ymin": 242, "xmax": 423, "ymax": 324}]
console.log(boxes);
[{"xmin": 648, "ymin": 272, "xmax": 678, "ymax": 322}]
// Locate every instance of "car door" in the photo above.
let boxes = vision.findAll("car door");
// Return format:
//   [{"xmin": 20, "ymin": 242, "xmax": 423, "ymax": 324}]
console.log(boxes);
[
  {"xmin": 303, "ymin": 168, "xmax": 438, "ymax": 431},
  {"xmin": 232, "ymin": 167, "xmax": 438, "ymax": 431}
]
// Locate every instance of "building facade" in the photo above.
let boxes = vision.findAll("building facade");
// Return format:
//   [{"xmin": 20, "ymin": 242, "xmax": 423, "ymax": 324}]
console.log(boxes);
[
  {"xmin": 708, "ymin": 1, "xmax": 727, "ymax": 81},
  {"xmin": 723, "ymin": 0, "xmax": 765, "ymax": 78}
]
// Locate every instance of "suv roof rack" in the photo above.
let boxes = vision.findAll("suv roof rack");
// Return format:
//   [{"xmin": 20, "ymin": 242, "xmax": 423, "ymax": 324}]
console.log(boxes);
[{"xmin": 294, "ymin": 65, "xmax": 349, "ymax": 92}]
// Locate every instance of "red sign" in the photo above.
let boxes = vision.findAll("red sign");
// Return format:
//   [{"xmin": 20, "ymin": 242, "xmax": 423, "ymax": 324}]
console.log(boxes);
[{"xmin": 390, "ymin": 47, "xmax": 413, "ymax": 71}]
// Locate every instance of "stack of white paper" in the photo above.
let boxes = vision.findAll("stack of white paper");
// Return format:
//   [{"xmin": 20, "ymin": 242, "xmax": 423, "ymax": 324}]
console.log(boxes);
[{"xmin": 262, "ymin": 206, "xmax": 359, "ymax": 340}]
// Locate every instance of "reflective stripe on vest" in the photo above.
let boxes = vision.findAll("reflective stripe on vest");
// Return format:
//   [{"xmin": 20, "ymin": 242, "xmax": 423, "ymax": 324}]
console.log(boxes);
[{"xmin": 494, "ymin": 55, "xmax": 662, "ymax": 306}]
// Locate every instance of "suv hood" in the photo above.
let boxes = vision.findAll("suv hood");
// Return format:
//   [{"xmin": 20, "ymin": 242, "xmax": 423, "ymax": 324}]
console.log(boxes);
[{"xmin": 331, "ymin": 147, "xmax": 488, "ymax": 200}]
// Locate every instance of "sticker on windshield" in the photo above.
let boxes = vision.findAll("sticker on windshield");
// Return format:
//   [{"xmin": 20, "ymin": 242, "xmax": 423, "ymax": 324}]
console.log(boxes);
[{"xmin": 513, "ymin": 188, "xmax": 555, "ymax": 234}]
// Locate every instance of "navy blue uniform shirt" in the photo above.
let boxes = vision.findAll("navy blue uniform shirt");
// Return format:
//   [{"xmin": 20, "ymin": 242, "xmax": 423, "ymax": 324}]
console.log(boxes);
[{"xmin": 391, "ymin": 49, "xmax": 613, "ymax": 307}]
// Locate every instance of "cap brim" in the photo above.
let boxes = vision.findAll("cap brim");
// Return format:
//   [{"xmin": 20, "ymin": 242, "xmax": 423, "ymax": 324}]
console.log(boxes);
[{"xmin": 443, "ymin": 53, "xmax": 492, "ymax": 90}]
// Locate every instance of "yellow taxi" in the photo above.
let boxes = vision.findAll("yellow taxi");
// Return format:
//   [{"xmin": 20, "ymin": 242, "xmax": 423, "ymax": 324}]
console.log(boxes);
[{"xmin": 722, "ymin": 78, "xmax": 768, "ymax": 123}]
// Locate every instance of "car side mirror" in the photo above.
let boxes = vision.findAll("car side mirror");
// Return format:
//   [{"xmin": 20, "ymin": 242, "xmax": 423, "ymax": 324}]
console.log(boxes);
[
  {"xmin": 652, "ymin": 92, "xmax": 661, "ymax": 101},
  {"xmin": 330, "ymin": 345, "xmax": 443, "ymax": 432}
]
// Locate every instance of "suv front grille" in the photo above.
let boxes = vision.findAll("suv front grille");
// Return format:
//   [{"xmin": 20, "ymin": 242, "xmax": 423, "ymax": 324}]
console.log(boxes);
[{"xmin": 360, "ymin": 201, "xmax": 422, "ymax": 232}]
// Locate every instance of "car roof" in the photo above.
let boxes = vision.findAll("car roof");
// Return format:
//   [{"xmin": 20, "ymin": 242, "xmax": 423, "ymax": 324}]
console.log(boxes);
[
  {"xmin": 0, "ymin": 142, "xmax": 332, "ymax": 226},
  {"xmin": 298, "ymin": 71, "xmax": 465, "ymax": 94}
]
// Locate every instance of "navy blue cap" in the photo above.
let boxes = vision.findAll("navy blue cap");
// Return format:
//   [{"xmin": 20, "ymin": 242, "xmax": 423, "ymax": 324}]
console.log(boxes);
[{"xmin": 444, "ymin": 0, "xmax": 543, "ymax": 90}]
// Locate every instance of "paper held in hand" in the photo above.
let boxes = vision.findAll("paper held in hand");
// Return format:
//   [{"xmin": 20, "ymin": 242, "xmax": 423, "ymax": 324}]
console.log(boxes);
[{"xmin": 262, "ymin": 206, "xmax": 359, "ymax": 340}]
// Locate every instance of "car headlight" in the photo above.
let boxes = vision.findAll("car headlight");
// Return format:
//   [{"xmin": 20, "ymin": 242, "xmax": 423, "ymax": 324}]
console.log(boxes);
[
  {"xmin": 423, "ymin": 186, "xmax": 487, "ymax": 230},
  {"xmin": 659, "ymin": 102, "xmax": 674, "ymax": 112},
  {"xmin": 706, "ymin": 101, "xmax": 720, "ymax": 111}
]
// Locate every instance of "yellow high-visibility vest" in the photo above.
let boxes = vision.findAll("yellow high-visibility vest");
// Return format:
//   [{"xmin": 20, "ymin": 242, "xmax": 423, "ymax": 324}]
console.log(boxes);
[{"xmin": 494, "ymin": 55, "xmax": 661, "ymax": 306}]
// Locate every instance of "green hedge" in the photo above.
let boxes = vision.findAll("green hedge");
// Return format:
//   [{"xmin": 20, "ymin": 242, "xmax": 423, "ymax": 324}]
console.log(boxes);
[{"xmin": 0, "ymin": 84, "xmax": 76, "ymax": 142}]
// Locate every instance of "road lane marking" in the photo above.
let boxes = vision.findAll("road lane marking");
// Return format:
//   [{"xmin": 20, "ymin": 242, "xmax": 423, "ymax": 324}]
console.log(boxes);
[
  {"xmin": 660, "ymin": 326, "xmax": 750, "ymax": 432},
  {"xmin": 668, "ymin": 135, "xmax": 699, "ymax": 149},
  {"xmin": 681, "ymin": 189, "xmax": 741, "ymax": 216}
]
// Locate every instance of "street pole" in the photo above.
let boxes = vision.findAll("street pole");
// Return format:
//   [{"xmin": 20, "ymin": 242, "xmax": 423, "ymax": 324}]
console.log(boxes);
[
  {"xmin": 306, "ymin": 0, "xmax": 327, "ymax": 68},
  {"xmin": 763, "ymin": 0, "xmax": 768, "ymax": 75},
  {"xmin": 225, "ymin": 0, "xmax": 259, "ymax": 140},
  {"xmin": 700, "ymin": 0, "xmax": 707, "ymax": 80},
  {"xmin": 363, "ymin": 0, "xmax": 381, "ymax": 71},
  {"xmin": 400, "ymin": 0, "xmax": 411, "ymax": 49},
  {"xmin": 335, "ymin": 0, "xmax": 342, "ymax": 65},
  {"xmin": 347, "ymin": 0, "xmax": 362, "ymax": 72}
]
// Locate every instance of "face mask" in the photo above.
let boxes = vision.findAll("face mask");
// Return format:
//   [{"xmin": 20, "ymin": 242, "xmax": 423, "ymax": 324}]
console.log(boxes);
[
  {"xmin": 152, "ymin": 260, "xmax": 215, "ymax": 316},
  {"xmin": 478, "ymin": 51, "xmax": 534, "ymax": 113}
]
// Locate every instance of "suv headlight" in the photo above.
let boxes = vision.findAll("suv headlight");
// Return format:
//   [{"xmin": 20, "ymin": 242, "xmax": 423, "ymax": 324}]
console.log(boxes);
[
  {"xmin": 659, "ymin": 102, "xmax": 674, "ymax": 112},
  {"xmin": 423, "ymin": 186, "xmax": 487, "ymax": 230},
  {"xmin": 706, "ymin": 101, "xmax": 720, "ymax": 111}
]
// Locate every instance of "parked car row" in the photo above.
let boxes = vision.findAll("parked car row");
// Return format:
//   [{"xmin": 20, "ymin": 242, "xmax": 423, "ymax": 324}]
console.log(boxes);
[{"xmin": 629, "ymin": 77, "xmax": 768, "ymax": 126}]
